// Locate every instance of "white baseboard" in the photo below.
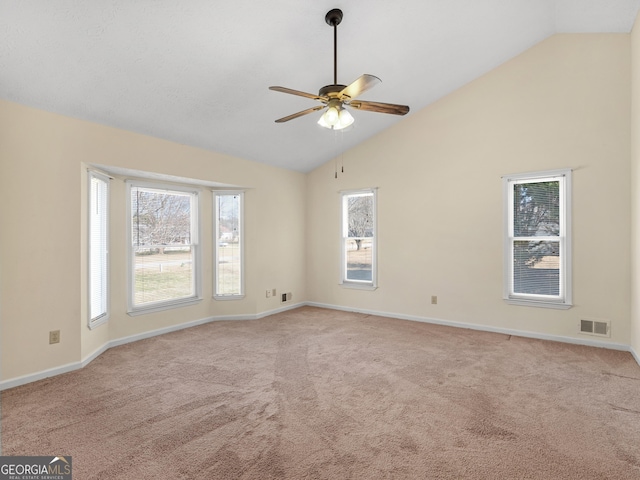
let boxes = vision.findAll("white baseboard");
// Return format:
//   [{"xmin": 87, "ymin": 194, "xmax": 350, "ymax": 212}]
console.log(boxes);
[
  {"xmin": 306, "ymin": 301, "xmax": 633, "ymax": 352},
  {"xmin": 82, "ymin": 343, "xmax": 111, "ymax": 368},
  {"xmin": 631, "ymin": 345, "xmax": 640, "ymax": 368},
  {"xmin": 256, "ymin": 301, "xmax": 306, "ymax": 319},
  {"xmin": 0, "ymin": 301, "xmax": 306, "ymax": 391},
  {"xmin": 0, "ymin": 361, "xmax": 84, "ymax": 391},
  {"xmin": 108, "ymin": 301, "xmax": 304, "ymax": 349},
  {"xmin": 2, "ymin": 301, "xmax": 636, "ymax": 391}
]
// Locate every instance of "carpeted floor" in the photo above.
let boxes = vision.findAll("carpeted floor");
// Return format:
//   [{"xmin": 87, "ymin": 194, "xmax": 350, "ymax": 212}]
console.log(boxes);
[{"xmin": 2, "ymin": 306, "xmax": 640, "ymax": 479}]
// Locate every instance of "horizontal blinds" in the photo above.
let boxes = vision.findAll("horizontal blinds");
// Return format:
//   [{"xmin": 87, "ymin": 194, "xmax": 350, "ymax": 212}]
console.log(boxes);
[
  {"xmin": 511, "ymin": 178, "xmax": 561, "ymax": 298},
  {"xmin": 129, "ymin": 185, "xmax": 197, "ymax": 308},
  {"xmin": 89, "ymin": 173, "xmax": 109, "ymax": 322},
  {"xmin": 130, "ymin": 187, "xmax": 193, "ymax": 246},
  {"xmin": 345, "ymin": 192, "xmax": 373, "ymax": 238}
]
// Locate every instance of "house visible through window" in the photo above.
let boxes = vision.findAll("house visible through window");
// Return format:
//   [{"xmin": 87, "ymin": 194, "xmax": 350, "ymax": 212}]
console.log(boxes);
[
  {"xmin": 503, "ymin": 169, "xmax": 572, "ymax": 309},
  {"xmin": 214, "ymin": 191, "xmax": 244, "ymax": 299},
  {"xmin": 88, "ymin": 171, "xmax": 109, "ymax": 328},
  {"xmin": 127, "ymin": 182, "xmax": 200, "ymax": 313},
  {"xmin": 341, "ymin": 189, "xmax": 377, "ymax": 288}
]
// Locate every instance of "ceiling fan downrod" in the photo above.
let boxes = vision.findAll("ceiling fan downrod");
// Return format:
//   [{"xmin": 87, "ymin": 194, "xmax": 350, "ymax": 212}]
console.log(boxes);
[{"xmin": 325, "ymin": 9, "xmax": 343, "ymax": 86}]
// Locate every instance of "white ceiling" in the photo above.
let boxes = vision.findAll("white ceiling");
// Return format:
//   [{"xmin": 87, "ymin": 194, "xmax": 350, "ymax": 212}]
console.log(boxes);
[{"xmin": 1, "ymin": 1, "xmax": 639, "ymax": 173}]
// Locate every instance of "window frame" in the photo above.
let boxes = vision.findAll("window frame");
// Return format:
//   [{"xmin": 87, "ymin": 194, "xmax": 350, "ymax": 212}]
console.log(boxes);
[
  {"xmin": 503, "ymin": 168, "xmax": 572, "ymax": 309},
  {"xmin": 213, "ymin": 190, "xmax": 245, "ymax": 300},
  {"xmin": 340, "ymin": 188, "xmax": 378, "ymax": 290},
  {"xmin": 87, "ymin": 170, "xmax": 110, "ymax": 329},
  {"xmin": 126, "ymin": 180, "xmax": 202, "ymax": 315}
]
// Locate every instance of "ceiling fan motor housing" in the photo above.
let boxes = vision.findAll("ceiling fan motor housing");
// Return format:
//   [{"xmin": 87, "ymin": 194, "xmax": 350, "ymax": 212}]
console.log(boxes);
[{"xmin": 319, "ymin": 84, "xmax": 347, "ymax": 98}]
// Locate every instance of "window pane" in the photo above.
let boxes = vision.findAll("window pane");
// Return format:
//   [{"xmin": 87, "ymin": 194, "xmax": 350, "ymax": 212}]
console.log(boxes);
[
  {"xmin": 513, "ymin": 240, "xmax": 560, "ymax": 296},
  {"xmin": 346, "ymin": 238, "xmax": 373, "ymax": 281},
  {"xmin": 342, "ymin": 190, "xmax": 375, "ymax": 286},
  {"xmin": 130, "ymin": 186, "xmax": 196, "ymax": 308},
  {"xmin": 216, "ymin": 194, "xmax": 242, "ymax": 296},
  {"xmin": 89, "ymin": 174, "xmax": 108, "ymax": 322},
  {"xmin": 347, "ymin": 194, "xmax": 373, "ymax": 238},
  {"xmin": 134, "ymin": 246, "xmax": 194, "ymax": 305},
  {"xmin": 513, "ymin": 181, "xmax": 560, "ymax": 237},
  {"xmin": 131, "ymin": 188, "xmax": 192, "ymax": 246},
  {"xmin": 504, "ymin": 170, "xmax": 570, "ymax": 307}
]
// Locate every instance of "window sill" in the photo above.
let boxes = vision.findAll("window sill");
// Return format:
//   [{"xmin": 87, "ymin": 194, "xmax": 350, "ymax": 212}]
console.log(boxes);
[
  {"xmin": 340, "ymin": 282, "xmax": 378, "ymax": 291},
  {"xmin": 128, "ymin": 297, "xmax": 202, "ymax": 316},
  {"xmin": 504, "ymin": 298, "xmax": 572, "ymax": 310},
  {"xmin": 88, "ymin": 314, "xmax": 109, "ymax": 330},
  {"xmin": 214, "ymin": 294, "xmax": 245, "ymax": 301}
]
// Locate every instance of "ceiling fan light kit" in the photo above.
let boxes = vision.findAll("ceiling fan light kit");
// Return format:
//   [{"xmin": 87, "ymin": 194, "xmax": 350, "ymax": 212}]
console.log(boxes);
[
  {"xmin": 269, "ymin": 8, "xmax": 409, "ymax": 130},
  {"xmin": 317, "ymin": 100, "xmax": 354, "ymax": 130}
]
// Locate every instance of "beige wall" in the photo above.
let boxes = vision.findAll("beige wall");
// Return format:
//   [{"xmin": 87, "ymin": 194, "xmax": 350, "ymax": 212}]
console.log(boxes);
[
  {"xmin": 0, "ymin": 100, "xmax": 307, "ymax": 381},
  {"xmin": 631, "ymin": 17, "xmax": 640, "ymax": 359},
  {"xmin": 307, "ymin": 34, "xmax": 632, "ymax": 345}
]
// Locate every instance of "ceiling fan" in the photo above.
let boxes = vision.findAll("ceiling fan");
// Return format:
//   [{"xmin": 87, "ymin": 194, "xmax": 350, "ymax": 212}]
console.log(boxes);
[{"xmin": 269, "ymin": 8, "xmax": 410, "ymax": 130}]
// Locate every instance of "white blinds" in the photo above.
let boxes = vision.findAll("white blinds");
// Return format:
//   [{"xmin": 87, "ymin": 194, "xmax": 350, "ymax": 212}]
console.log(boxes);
[
  {"xmin": 89, "ymin": 172, "xmax": 109, "ymax": 325},
  {"xmin": 510, "ymin": 177, "xmax": 563, "ymax": 299},
  {"xmin": 129, "ymin": 185, "xmax": 198, "ymax": 308}
]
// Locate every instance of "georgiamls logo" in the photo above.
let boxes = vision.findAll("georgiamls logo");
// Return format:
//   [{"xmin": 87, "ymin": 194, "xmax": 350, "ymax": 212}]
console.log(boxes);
[{"xmin": 0, "ymin": 455, "xmax": 72, "ymax": 478}]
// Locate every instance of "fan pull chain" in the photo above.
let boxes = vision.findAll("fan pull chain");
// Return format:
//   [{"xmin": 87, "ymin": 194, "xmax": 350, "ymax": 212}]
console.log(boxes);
[
  {"xmin": 333, "ymin": 128, "xmax": 346, "ymax": 179},
  {"xmin": 334, "ymin": 129, "xmax": 339, "ymax": 178},
  {"xmin": 336, "ymin": 139, "xmax": 339, "ymax": 178},
  {"xmin": 341, "ymin": 129, "xmax": 345, "ymax": 173}
]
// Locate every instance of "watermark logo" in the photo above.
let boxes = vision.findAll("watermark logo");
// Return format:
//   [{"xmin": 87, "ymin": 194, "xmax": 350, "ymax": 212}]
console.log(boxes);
[{"xmin": 0, "ymin": 456, "xmax": 72, "ymax": 480}]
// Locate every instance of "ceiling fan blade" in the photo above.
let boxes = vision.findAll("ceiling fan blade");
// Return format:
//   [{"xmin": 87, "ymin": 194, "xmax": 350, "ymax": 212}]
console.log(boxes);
[
  {"xmin": 275, "ymin": 105, "xmax": 326, "ymax": 123},
  {"xmin": 340, "ymin": 74, "xmax": 381, "ymax": 100},
  {"xmin": 349, "ymin": 100, "xmax": 410, "ymax": 116},
  {"xmin": 269, "ymin": 86, "xmax": 326, "ymax": 102}
]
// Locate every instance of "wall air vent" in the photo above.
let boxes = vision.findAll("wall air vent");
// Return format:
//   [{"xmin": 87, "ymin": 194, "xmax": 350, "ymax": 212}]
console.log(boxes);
[
  {"xmin": 580, "ymin": 319, "xmax": 610, "ymax": 337},
  {"xmin": 281, "ymin": 292, "xmax": 292, "ymax": 303}
]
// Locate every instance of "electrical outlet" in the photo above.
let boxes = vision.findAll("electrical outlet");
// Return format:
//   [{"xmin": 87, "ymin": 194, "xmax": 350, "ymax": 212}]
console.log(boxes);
[
  {"xmin": 431, "ymin": 296, "xmax": 437, "ymax": 305},
  {"xmin": 49, "ymin": 330, "xmax": 60, "ymax": 344},
  {"xmin": 266, "ymin": 290, "xmax": 271, "ymax": 298}
]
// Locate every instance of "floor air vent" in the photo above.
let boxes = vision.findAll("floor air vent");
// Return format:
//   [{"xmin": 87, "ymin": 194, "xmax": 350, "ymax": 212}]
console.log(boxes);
[{"xmin": 580, "ymin": 319, "xmax": 610, "ymax": 337}]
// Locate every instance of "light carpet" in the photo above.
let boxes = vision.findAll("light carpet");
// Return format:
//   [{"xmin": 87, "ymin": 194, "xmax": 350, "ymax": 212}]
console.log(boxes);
[{"xmin": 2, "ymin": 306, "xmax": 640, "ymax": 479}]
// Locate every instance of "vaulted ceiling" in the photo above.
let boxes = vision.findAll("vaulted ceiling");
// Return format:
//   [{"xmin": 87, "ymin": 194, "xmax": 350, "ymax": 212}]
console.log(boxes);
[{"xmin": 2, "ymin": 1, "xmax": 639, "ymax": 172}]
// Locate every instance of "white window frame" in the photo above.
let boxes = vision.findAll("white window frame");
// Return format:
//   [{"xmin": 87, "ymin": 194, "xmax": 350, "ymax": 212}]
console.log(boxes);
[
  {"xmin": 503, "ymin": 168, "xmax": 572, "ymax": 309},
  {"xmin": 340, "ymin": 188, "xmax": 378, "ymax": 290},
  {"xmin": 126, "ymin": 180, "xmax": 202, "ymax": 315},
  {"xmin": 213, "ymin": 190, "xmax": 245, "ymax": 300},
  {"xmin": 88, "ymin": 170, "xmax": 110, "ymax": 329}
]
